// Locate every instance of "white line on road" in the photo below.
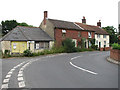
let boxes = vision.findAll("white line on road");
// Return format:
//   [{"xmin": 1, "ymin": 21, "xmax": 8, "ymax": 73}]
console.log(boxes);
[
  {"xmin": 70, "ymin": 62, "xmax": 98, "ymax": 75},
  {"xmin": 3, "ymin": 79, "xmax": 9, "ymax": 83},
  {"xmin": 18, "ymin": 81, "xmax": 25, "ymax": 88},
  {"xmin": 18, "ymin": 77, "xmax": 24, "ymax": 81},
  {"xmin": 1, "ymin": 84, "xmax": 8, "ymax": 89},
  {"xmin": 5, "ymin": 74, "xmax": 11, "ymax": 78},
  {"xmin": 71, "ymin": 56, "xmax": 82, "ymax": 60}
]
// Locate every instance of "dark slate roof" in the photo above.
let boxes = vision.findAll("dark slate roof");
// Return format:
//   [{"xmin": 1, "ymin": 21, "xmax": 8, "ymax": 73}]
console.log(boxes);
[
  {"xmin": 2, "ymin": 26, "xmax": 53, "ymax": 41},
  {"xmin": 75, "ymin": 22, "xmax": 109, "ymax": 35},
  {"xmin": 48, "ymin": 19, "xmax": 83, "ymax": 30}
]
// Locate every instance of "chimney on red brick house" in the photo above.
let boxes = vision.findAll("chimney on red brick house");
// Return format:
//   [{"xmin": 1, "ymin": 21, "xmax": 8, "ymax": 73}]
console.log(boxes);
[
  {"xmin": 44, "ymin": 11, "xmax": 48, "ymax": 25},
  {"xmin": 82, "ymin": 16, "xmax": 86, "ymax": 24},
  {"xmin": 97, "ymin": 20, "xmax": 101, "ymax": 27}
]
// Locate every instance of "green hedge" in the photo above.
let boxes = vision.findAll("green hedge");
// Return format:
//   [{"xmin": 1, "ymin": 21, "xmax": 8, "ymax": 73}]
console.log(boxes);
[{"xmin": 112, "ymin": 43, "xmax": 120, "ymax": 50}]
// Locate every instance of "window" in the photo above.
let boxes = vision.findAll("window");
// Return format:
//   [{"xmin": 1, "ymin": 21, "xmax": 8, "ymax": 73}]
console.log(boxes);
[
  {"xmin": 13, "ymin": 43, "xmax": 17, "ymax": 49},
  {"xmin": 78, "ymin": 32, "xmax": 81, "ymax": 37},
  {"xmin": 104, "ymin": 41, "xmax": 106, "ymax": 45},
  {"xmin": 62, "ymin": 30, "xmax": 66, "ymax": 38},
  {"xmin": 88, "ymin": 32, "xmax": 92, "ymax": 38},
  {"xmin": 96, "ymin": 40, "xmax": 98, "ymax": 45},
  {"xmin": 35, "ymin": 42, "xmax": 49, "ymax": 49},
  {"xmin": 103, "ymin": 35, "xmax": 106, "ymax": 38},
  {"xmin": 97, "ymin": 34, "xmax": 100, "ymax": 38}
]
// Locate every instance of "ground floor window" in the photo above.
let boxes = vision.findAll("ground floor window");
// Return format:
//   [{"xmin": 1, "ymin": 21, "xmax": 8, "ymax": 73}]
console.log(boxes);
[{"xmin": 35, "ymin": 41, "xmax": 49, "ymax": 49}]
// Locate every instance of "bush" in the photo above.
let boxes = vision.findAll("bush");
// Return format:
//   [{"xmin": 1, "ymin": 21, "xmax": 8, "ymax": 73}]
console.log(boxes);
[
  {"xmin": 112, "ymin": 43, "xmax": 120, "ymax": 50},
  {"xmin": 23, "ymin": 49, "xmax": 33, "ymax": 57},
  {"xmin": 62, "ymin": 38, "xmax": 77, "ymax": 53},
  {"xmin": 91, "ymin": 44, "xmax": 98, "ymax": 50}
]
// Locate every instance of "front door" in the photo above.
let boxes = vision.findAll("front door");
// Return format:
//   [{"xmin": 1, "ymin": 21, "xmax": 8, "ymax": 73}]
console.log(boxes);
[{"xmin": 99, "ymin": 42, "xmax": 101, "ymax": 50}]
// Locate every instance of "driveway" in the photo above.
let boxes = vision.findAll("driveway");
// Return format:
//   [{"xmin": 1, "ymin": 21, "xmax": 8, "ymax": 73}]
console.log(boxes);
[{"xmin": 1, "ymin": 51, "xmax": 118, "ymax": 88}]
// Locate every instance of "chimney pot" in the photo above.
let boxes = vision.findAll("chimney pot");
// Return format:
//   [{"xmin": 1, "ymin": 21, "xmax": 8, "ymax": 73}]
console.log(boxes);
[
  {"xmin": 97, "ymin": 20, "xmax": 101, "ymax": 27},
  {"xmin": 82, "ymin": 16, "xmax": 86, "ymax": 24}
]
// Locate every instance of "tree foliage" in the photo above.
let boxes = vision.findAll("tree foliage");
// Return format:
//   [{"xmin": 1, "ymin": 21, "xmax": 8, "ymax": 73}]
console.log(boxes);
[
  {"xmin": 102, "ymin": 26, "xmax": 118, "ymax": 44},
  {"xmin": 1, "ymin": 20, "xmax": 34, "ymax": 36}
]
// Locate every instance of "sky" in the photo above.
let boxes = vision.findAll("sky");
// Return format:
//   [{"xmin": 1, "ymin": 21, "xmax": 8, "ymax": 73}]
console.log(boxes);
[{"xmin": 0, "ymin": 0, "xmax": 119, "ymax": 31}]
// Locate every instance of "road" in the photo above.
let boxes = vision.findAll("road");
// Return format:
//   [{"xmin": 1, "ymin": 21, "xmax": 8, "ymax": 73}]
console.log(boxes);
[{"xmin": 1, "ymin": 51, "xmax": 119, "ymax": 88}]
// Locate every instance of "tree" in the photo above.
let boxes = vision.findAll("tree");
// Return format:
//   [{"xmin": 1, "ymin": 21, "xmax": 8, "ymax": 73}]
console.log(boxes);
[
  {"xmin": 1, "ymin": 20, "xmax": 34, "ymax": 36},
  {"xmin": 102, "ymin": 26, "xmax": 118, "ymax": 44},
  {"xmin": 1, "ymin": 20, "xmax": 17, "ymax": 36},
  {"xmin": 18, "ymin": 22, "xmax": 34, "ymax": 27},
  {"xmin": 62, "ymin": 38, "xmax": 76, "ymax": 53}
]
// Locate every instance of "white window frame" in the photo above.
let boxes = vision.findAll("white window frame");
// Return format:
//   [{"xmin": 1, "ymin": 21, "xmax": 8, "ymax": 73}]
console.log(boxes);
[{"xmin": 88, "ymin": 32, "xmax": 92, "ymax": 38}]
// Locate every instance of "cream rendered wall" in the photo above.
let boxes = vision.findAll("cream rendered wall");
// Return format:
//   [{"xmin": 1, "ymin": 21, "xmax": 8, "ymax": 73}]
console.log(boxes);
[
  {"xmin": 49, "ymin": 41, "xmax": 54, "ymax": 49},
  {"xmin": 95, "ymin": 34, "xmax": 109, "ymax": 48},
  {"xmin": 1, "ymin": 41, "xmax": 11, "ymax": 53}
]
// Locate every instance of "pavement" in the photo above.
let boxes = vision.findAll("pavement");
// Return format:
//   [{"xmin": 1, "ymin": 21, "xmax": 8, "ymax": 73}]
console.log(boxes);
[{"xmin": 1, "ymin": 51, "xmax": 119, "ymax": 88}]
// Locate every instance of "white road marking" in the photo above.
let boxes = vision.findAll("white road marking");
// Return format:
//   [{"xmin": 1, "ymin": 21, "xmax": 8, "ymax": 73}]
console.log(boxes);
[
  {"xmin": 1, "ymin": 84, "xmax": 8, "ymax": 88},
  {"xmin": 70, "ymin": 62, "xmax": 98, "ymax": 75},
  {"xmin": 8, "ymin": 71, "xmax": 13, "ymax": 74},
  {"xmin": 71, "ymin": 56, "xmax": 82, "ymax": 60},
  {"xmin": 18, "ymin": 77, "xmax": 24, "ymax": 81},
  {"xmin": 19, "ymin": 70, "xmax": 23, "ymax": 74},
  {"xmin": 18, "ymin": 81, "xmax": 25, "ymax": 88},
  {"xmin": 18, "ymin": 73, "xmax": 23, "ymax": 77},
  {"xmin": 10, "ymin": 68, "xmax": 15, "ymax": 72},
  {"xmin": 5, "ymin": 74, "xmax": 11, "ymax": 78},
  {"xmin": 3, "ymin": 79, "xmax": 9, "ymax": 83}
]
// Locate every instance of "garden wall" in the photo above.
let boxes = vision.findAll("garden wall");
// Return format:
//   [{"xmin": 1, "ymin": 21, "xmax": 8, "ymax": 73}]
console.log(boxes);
[{"xmin": 110, "ymin": 49, "xmax": 120, "ymax": 61}]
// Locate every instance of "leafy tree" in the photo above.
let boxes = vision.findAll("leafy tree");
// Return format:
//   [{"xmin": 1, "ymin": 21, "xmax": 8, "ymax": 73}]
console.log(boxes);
[
  {"xmin": 62, "ymin": 38, "xmax": 76, "ymax": 53},
  {"xmin": 1, "ymin": 20, "xmax": 17, "ymax": 36},
  {"xmin": 102, "ymin": 26, "xmax": 118, "ymax": 44},
  {"xmin": 18, "ymin": 22, "xmax": 34, "ymax": 27}
]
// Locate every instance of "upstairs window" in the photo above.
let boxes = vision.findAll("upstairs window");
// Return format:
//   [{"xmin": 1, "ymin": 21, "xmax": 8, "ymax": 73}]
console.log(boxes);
[
  {"xmin": 103, "ymin": 35, "xmax": 106, "ymax": 38},
  {"xmin": 88, "ymin": 32, "xmax": 92, "ymax": 38},
  {"xmin": 97, "ymin": 34, "xmax": 100, "ymax": 38},
  {"xmin": 62, "ymin": 29, "xmax": 66, "ymax": 37},
  {"xmin": 78, "ymin": 32, "xmax": 81, "ymax": 37}
]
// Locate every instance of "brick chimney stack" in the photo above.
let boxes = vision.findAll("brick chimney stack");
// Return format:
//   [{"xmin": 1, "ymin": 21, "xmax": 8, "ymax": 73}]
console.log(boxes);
[
  {"xmin": 82, "ymin": 16, "xmax": 86, "ymax": 24},
  {"xmin": 97, "ymin": 20, "xmax": 101, "ymax": 27},
  {"xmin": 44, "ymin": 11, "xmax": 48, "ymax": 25}
]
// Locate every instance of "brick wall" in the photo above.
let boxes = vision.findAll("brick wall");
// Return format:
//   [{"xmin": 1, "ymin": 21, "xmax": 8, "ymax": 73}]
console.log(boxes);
[
  {"xmin": 110, "ymin": 49, "xmax": 120, "ymax": 61},
  {"xmin": 55, "ymin": 29, "xmax": 95, "ymax": 47}
]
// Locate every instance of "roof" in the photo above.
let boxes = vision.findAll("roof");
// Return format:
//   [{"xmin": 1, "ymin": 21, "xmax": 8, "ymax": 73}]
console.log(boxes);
[
  {"xmin": 2, "ymin": 26, "xmax": 53, "ymax": 41},
  {"xmin": 48, "ymin": 19, "xmax": 83, "ymax": 30},
  {"xmin": 76, "ymin": 22, "xmax": 109, "ymax": 35}
]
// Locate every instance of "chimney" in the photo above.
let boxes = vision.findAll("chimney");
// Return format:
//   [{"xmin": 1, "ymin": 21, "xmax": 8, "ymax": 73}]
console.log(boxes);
[
  {"xmin": 44, "ymin": 11, "xmax": 48, "ymax": 25},
  {"xmin": 97, "ymin": 20, "xmax": 101, "ymax": 27},
  {"xmin": 82, "ymin": 16, "xmax": 86, "ymax": 24}
]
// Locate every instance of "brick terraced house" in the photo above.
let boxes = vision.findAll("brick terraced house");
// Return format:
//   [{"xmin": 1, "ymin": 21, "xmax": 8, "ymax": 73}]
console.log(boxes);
[
  {"xmin": 40, "ymin": 11, "xmax": 110, "ymax": 50},
  {"xmin": 40, "ymin": 11, "xmax": 95, "ymax": 48}
]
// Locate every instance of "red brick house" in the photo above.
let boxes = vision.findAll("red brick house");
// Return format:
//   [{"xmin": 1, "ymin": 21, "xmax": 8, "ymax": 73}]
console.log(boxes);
[{"xmin": 40, "ymin": 11, "xmax": 95, "ymax": 48}]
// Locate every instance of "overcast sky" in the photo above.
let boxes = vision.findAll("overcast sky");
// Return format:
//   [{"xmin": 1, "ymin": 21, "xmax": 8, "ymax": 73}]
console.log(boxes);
[{"xmin": 0, "ymin": 0, "xmax": 119, "ymax": 31}]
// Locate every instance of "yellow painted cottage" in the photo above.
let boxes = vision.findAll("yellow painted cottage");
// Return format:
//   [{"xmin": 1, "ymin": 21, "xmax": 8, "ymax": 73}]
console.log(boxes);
[{"xmin": 1, "ymin": 26, "xmax": 53, "ymax": 54}]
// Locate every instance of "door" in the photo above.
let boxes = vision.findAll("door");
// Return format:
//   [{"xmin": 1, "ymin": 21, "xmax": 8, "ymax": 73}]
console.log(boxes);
[{"xmin": 99, "ymin": 42, "xmax": 101, "ymax": 49}]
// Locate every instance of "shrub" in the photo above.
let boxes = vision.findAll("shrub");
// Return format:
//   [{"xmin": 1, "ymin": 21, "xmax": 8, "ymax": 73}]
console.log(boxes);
[
  {"xmin": 91, "ymin": 44, "xmax": 98, "ymax": 50},
  {"xmin": 23, "ymin": 49, "xmax": 33, "ymax": 57},
  {"xmin": 62, "ymin": 38, "xmax": 76, "ymax": 53},
  {"xmin": 112, "ymin": 43, "xmax": 120, "ymax": 50}
]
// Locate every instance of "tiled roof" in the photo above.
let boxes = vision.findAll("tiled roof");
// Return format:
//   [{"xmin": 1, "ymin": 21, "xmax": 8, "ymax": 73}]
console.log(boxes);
[
  {"xmin": 48, "ymin": 19, "xmax": 83, "ymax": 30},
  {"xmin": 75, "ymin": 22, "xmax": 109, "ymax": 35},
  {"xmin": 2, "ymin": 26, "xmax": 53, "ymax": 41}
]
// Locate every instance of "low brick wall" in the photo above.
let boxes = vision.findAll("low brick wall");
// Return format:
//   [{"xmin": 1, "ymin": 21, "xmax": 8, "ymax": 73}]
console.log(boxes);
[
  {"xmin": 110, "ymin": 49, "xmax": 120, "ymax": 61},
  {"xmin": 100, "ymin": 47, "xmax": 110, "ymax": 51}
]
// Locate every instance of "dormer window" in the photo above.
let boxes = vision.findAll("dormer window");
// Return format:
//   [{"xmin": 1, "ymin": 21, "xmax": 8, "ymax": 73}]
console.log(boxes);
[{"xmin": 88, "ymin": 32, "xmax": 92, "ymax": 38}]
